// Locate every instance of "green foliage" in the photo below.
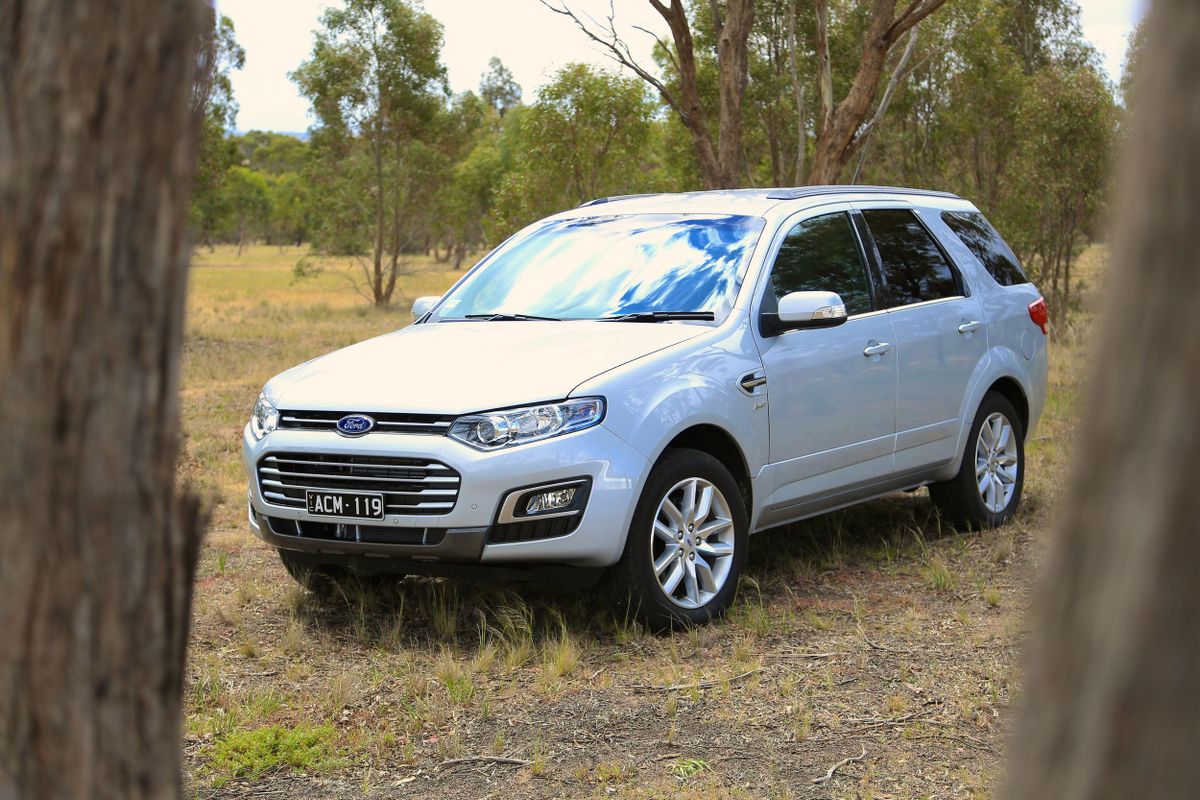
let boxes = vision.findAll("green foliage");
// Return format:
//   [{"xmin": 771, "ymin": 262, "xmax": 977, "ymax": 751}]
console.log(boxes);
[
  {"xmin": 488, "ymin": 64, "xmax": 660, "ymax": 237},
  {"xmin": 480, "ymin": 56, "xmax": 522, "ymax": 117},
  {"xmin": 192, "ymin": 15, "xmax": 245, "ymax": 243},
  {"xmin": 202, "ymin": 724, "xmax": 343, "ymax": 786},
  {"xmin": 236, "ymin": 130, "xmax": 311, "ymax": 175},
  {"xmin": 1120, "ymin": 19, "xmax": 1146, "ymax": 109},
  {"xmin": 1007, "ymin": 60, "xmax": 1117, "ymax": 311}
]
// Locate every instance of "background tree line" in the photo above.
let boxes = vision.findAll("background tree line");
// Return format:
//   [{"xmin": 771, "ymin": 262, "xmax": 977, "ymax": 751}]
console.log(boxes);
[{"xmin": 192, "ymin": 0, "xmax": 1126, "ymax": 311}]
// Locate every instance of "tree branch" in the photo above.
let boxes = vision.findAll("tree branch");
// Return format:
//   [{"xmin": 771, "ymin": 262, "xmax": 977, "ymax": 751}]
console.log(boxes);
[
  {"xmin": 886, "ymin": 0, "xmax": 948, "ymax": 45},
  {"xmin": 852, "ymin": 23, "xmax": 919, "ymax": 183},
  {"xmin": 708, "ymin": 0, "xmax": 724, "ymax": 39},
  {"xmin": 816, "ymin": 0, "xmax": 833, "ymax": 136},
  {"xmin": 539, "ymin": 0, "xmax": 681, "ymax": 114}
]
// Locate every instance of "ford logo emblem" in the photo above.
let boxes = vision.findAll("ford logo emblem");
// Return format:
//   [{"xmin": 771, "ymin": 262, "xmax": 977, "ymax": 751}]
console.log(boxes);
[{"xmin": 336, "ymin": 414, "xmax": 375, "ymax": 436}]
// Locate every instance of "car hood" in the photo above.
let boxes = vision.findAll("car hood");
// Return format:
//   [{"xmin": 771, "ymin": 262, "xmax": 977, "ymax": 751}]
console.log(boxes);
[{"xmin": 266, "ymin": 320, "xmax": 707, "ymax": 415}]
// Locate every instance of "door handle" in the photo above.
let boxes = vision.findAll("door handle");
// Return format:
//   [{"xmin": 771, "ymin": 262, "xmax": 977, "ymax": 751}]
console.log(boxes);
[
  {"xmin": 862, "ymin": 341, "xmax": 892, "ymax": 358},
  {"xmin": 958, "ymin": 320, "xmax": 982, "ymax": 334}
]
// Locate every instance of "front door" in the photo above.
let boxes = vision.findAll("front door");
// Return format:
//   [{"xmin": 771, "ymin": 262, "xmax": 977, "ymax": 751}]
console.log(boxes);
[{"xmin": 755, "ymin": 209, "xmax": 898, "ymax": 517}]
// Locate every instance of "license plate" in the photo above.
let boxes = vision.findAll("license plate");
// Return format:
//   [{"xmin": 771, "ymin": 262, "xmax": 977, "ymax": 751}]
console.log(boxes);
[{"xmin": 305, "ymin": 490, "xmax": 385, "ymax": 520}]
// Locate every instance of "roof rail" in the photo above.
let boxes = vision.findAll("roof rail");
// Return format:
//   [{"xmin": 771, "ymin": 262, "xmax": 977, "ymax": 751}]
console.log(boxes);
[
  {"xmin": 577, "ymin": 193, "xmax": 658, "ymax": 208},
  {"xmin": 764, "ymin": 184, "xmax": 961, "ymax": 201}
]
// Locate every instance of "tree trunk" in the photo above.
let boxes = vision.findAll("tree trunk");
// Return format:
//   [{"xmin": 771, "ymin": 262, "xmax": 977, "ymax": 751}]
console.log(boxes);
[
  {"xmin": 808, "ymin": 0, "xmax": 947, "ymax": 185},
  {"xmin": 1003, "ymin": 1, "xmax": 1200, "ymax": 797},
  {"xmin": 713, "ymin": 0, "xmax": 755, "ymax": 187},
  {"xmin": 371, "ymin": 118, "xmax": 385, "ymax": 305},
  {"xmin": 647, "ymin": 0, "xmax": 725, "ymax": 187},
  {"xmin": 0, "ymin": 2, "xmax": 209, "ymax": 799},
  {"xmin": 786, "ymin": 0, "xmax": 807, "ymax": 185}
]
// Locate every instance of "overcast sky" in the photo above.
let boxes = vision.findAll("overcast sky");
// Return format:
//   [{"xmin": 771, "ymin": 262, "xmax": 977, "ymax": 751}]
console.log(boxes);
[{"xmin": 216, "ymin": 0, "xmax": 1148, "ymax": 134}]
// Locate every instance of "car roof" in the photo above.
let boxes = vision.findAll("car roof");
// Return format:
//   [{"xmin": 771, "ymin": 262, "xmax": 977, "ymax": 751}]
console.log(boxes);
[{"xmin": 552, "ymin": 185, "xmax": 975, "ymax": 221}]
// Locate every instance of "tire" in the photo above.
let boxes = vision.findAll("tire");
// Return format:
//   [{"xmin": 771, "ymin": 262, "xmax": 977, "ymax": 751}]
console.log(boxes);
[
  {"xmin": 276, "ymin": 549, "xmax": 400, "ymax": 595},
  {"xmin": 929, "ymin": 392, "xmax": 1025, "ymax": 530},
  {"xmin": 607, "ymin": 448, "xmax": 748, "ymax": 631}
]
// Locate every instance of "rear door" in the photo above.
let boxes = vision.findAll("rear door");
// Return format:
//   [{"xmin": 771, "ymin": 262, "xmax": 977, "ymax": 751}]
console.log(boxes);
[
  {"xmin": 753, "ymin": 207, "xmax": 897, "ymax": 516},
  {"xmin": 856, "ymin": 205, "xmax": 988, "ymax": 473}
]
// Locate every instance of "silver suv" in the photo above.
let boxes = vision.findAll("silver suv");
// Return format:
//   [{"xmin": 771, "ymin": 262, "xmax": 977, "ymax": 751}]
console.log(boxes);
[{"xmin": 244, "ymin": 186, "xmax": 1048, "ymax": 628}]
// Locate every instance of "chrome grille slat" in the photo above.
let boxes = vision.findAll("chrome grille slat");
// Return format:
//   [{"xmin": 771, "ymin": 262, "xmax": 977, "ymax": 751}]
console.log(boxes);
[
  {"xmin": 375, "ymin": 420, "xmax": 452, "ymax": 428},
  {"xmin": 277, "ymin": 410, "xmax": 455, "ymax": 436},
  {"xmin": 260, "ymin": 467, "xmax": 459, "ymax": 486},
  {"xmin": 260, "ymin": 478, "xmax": 456, "ymax": 496},
  {"xmin": 257, "ymin": 451, "xmax": 460, "ymax": 516},
  {"xmin": 265, "ymin": 456, "xmax": 452, "ymax": 472}
]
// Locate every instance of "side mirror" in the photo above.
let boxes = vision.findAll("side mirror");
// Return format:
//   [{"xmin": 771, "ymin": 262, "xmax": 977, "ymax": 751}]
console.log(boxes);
[
  {"xmin": 411, "ymin": 296, "xmax": 440, "ymax": 321},
  {"xmin": 766, "ymin": 290, "xmax": 848, "ymax": 334}
]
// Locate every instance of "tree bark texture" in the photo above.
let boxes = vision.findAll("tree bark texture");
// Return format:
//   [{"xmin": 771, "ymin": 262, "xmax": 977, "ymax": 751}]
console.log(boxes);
[
  {"xmin": 1003, "ymin": 1, "xmax": 1200, "ymax": 798},
  {"xmin": 0, "ymin": 1, "xmax": 209, "ymax": 798}
]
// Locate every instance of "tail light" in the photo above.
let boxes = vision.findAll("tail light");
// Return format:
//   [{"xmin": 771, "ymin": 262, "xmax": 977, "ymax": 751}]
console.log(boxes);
[{"xmin": 1028, "ymin": 297, "xmax": 1049, "ymax": 335}]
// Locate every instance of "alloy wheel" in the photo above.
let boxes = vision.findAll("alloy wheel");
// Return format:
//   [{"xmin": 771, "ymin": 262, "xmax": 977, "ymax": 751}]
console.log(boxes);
[
  {"xmin": 649, "ymin": 477, "xmax": 735, "ymax": 608},
  {"xmin": 975, "ymin": 412, "xmax": 1019, "ymax": 514}
]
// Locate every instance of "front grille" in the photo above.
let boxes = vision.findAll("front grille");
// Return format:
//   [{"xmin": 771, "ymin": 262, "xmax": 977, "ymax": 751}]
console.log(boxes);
[
  {"xmin": 257, "ymin": 452, "xmax": 460, "ymax": 516},
  {"xmin": 278, "ymin": 410, "xmax": 454, "ymax": 436},
  {"xmin": 265, "ymin": 516, "xmax": 448, "ymax": 546}
]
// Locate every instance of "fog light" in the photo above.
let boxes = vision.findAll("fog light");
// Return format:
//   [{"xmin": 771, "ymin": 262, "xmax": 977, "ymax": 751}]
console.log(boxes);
[{"xmin": 525, "ymin": 487, "xmax": 576, "ymax": 514}]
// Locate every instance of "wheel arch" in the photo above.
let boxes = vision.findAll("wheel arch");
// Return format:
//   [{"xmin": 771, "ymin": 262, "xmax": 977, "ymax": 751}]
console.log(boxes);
[
  {"xmin": 657, "ymin": 424, "xmax": 754, "ymax": 516},
  {"xmin": 939, "ymin": 368, "xmax": 1034, "ymax": 483},
  {"xmin": 985, "ymin": 376, "xmax": 1030, "ymax": 435}
]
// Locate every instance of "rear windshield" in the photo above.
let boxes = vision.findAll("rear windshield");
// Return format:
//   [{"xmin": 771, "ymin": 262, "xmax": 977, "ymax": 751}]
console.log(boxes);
[
  {"xmin": 434, "ymin": 214, "xmax": 766, "ymax": 322},
  {"xmin": 941, "ymin": 211, "xmax": 1029, "ymax": 287}
]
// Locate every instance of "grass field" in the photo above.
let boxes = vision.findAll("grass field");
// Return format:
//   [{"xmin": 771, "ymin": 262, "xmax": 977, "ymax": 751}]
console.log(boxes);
[{"xmin": 181, "ymin": 243, "xmax": 1104, "ymax": 799}]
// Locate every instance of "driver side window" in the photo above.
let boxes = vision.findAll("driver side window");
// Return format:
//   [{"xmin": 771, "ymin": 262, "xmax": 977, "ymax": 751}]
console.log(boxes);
[{"xmin": 770, "ymin": 212, "xmax": 873, "ymax": 316}]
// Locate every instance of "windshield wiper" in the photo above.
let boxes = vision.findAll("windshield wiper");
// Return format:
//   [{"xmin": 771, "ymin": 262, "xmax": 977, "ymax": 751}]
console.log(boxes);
[
  {"xmin": 598, "ymin": 311, "xmax": 716, "ymax": 323},
  {"xmin": 463, "ymin": 313, "xmax": 561, "ymax": 322}
]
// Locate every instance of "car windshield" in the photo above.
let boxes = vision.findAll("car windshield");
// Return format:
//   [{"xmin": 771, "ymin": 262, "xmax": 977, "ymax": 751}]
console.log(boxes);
[{"xmin": 433, "ymin": 213, "xmax": 766, "ymax": 322}]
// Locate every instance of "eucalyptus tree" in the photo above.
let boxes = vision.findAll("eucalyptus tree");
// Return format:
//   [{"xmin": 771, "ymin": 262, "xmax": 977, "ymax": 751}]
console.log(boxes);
[
  {"xmin": 292, "ymin": 0, "xmax": 448, "ymax": 305},
  {"xmin": 480, "ymin": 56, "xmax": 523, "ymax": 117}
]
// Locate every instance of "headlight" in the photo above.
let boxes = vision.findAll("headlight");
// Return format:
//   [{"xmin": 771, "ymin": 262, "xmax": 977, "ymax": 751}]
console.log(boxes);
[
  {"xmin": 249, "ymin": 392, "xmax": 279, "ymax": 440},
  {"xmin": 448, "ymin": 397, "xmax": 605, "ymax": 450}
]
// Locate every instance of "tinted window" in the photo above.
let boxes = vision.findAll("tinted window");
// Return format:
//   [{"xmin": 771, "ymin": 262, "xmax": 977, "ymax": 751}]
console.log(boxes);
[
  {"xmin": 435, "ymin": 214, "xmax": 765, "ymax": 322},
  {"xmin": 862, "ymin": 209, "xmax": 959, "ymax": 307},
  {"xmin": 941, "ymin": 211, "xmax": 1028, "ymax": 286},
  {"xmin": 769, "ymin": 212, "xmax": 872, "ymax": 315}
]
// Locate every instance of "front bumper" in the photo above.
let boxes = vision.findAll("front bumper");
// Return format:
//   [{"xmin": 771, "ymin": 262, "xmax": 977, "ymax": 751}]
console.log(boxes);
[{"xmin": 242, "ymin": 422, "xmax": 649, "ymax": 568}]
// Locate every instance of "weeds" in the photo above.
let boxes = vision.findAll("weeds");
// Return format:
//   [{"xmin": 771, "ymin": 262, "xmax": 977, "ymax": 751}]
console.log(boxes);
[
  {"xmin": 667, "ymin": 757, "xmax": 713, "ymax": 779},
  {"xmin": 202, "ymin": 724, "xmax": 343, "ymax": 786}
]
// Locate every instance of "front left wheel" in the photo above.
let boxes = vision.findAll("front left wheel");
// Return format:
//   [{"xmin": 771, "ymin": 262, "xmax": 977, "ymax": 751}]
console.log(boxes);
[{"xmin": 607, "ymin": 448, "xmax": 748, "ymax": 630}]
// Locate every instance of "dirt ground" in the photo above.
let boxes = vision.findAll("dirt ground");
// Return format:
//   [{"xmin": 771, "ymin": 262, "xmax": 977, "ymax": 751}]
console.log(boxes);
[{"xmin": 181, "ymin": 245, "xmax": 1101, "ymax": 799}]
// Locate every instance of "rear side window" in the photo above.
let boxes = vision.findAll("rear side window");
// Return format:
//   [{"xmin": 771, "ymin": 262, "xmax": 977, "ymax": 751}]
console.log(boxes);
[
  {"xmin": 941, "ymin": 211, "xmax": 1029, "ymax": 286},
  {"xmin": 770, "ymin": 212, "xmax": 873, "ymax": 315},
  {"xmin": 861, "ymin": 209, "xmax": 959, "ymax": 307}
]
